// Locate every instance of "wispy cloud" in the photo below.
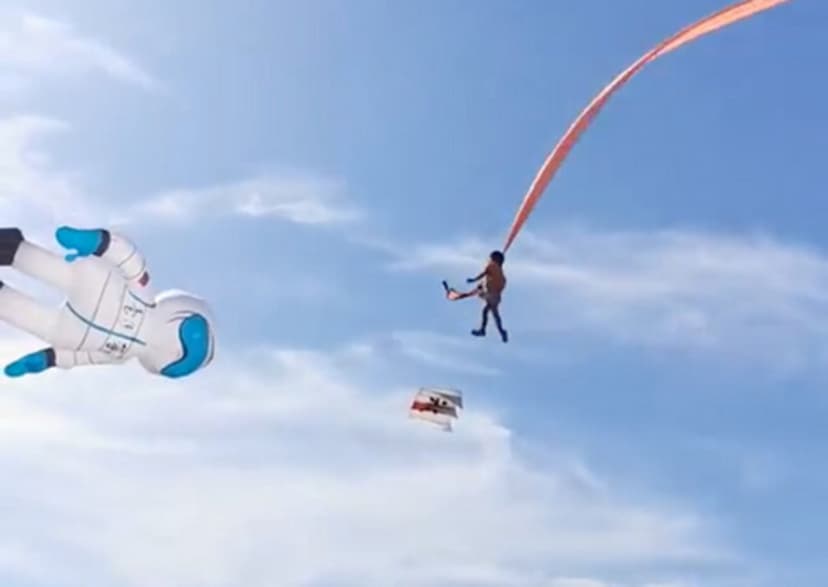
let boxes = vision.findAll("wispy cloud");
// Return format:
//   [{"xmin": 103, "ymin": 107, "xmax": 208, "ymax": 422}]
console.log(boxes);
[
  {"xmin": 0, "ymin": 114, "xmax": 356, "ymax": 237},
  {"xmin": 387, "ymin": 330, "xmax": 502, "ymax": 376},
  {"xmin": 0, "ymin": 16, "xmax": 358, "ymax": 238},
  {"xmin": 684, "ymin": 435, "xmax": 787, "ymax": 495},
  {"xmin": 0, "ymin": 12, "xmax": 157, "ymax": 91},
  {"xmin": 391, "ymin": 226, "xmax": 828, "ymax": 369},
  {"xmin": 0, "ymin": 339, "xmax": 731, "ymax": 587},
  {"xmin": 0, "ymin": 115, "xmax": 97, "ymax": 230},
  {"xmin": 130, "ymin": 175, "xmax": 360, "ymax": 226}
]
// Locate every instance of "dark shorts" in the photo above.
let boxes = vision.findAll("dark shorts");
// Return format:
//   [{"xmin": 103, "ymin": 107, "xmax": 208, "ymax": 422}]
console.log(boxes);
[{"xmin": 478, "ymin": 287, "xmax": 501, "ymax": 307}]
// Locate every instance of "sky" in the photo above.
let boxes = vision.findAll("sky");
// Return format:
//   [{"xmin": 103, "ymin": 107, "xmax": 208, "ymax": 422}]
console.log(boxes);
[{"xmin": 0, "ymin": 0, "xmax": 823, "ymax": 586}]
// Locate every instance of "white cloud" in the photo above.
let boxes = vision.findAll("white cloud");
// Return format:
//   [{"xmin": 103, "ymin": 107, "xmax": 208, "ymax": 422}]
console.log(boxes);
[
  {"xmin": 683, "ymin": 435, "xmax": 787, "ymax": 495},
  {"xmin": 549, "ymin": 577, "xmax": 620, "ymax": 587},
  {"xmin": 0, "ymin": 12, "xmax": 157, "ymax": 91},
  {"xmin": 544, "ymin": 578, "xmax": 730, "ymax": 587},
  {"xmin": 0, "ymin": 338, "xmax": 731, "ymax": 587},
  {"xmin": 388, "ymin": 330, "xmax": 503, "ymax": 376},
  {"xmin": 131, "ymin": 175, "xmax": 360, "ymax": 226},
  {"xmin": 0, "ymin": 114, "xmax": 97, "ymax": 233},
  {"xmin": 391, "ymin": 226, "xmax": 828, "ymax": 369},
  {"xmin": 546, "ymin": 580, "xmax": 613, "ymax": 587},
  {"xmin": 0, "ymin": 115, "xmax": 358, "ymax": 237}
]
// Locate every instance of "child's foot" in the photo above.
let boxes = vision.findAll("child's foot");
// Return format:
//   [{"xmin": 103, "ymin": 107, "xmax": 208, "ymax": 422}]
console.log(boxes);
[
  {"xmin": 471, "ymin": 329, "xmax": 485, "ymax": 337},
  {"xmin": 500, "ymin": 330, "xmax": 508, "ymax": 343}
]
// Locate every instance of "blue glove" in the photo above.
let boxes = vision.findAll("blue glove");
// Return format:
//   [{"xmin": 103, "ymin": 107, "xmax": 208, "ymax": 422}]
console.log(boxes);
[
  {"xmin": 4, "ymin": 349, "xmax": 53, "ymax": 377},
  {"xmin": 55, "ymin": 226, "xmax": 106, "ymax": 262}
]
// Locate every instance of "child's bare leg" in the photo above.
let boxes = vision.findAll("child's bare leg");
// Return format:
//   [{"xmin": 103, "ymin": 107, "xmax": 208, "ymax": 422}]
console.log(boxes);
[
  {"xmin": 472, "ymin": 305, "xmax": 490, "ymax": 336},
  {"xmin": 491, "ymin": 305, "xmax": 508, "ymax": 342}
]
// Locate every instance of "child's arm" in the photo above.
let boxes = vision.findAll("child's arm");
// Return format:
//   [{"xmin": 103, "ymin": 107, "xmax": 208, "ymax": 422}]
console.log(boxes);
[{"xmin": 466, "ymin": 264, "xmax": 491, "ymax": 283}]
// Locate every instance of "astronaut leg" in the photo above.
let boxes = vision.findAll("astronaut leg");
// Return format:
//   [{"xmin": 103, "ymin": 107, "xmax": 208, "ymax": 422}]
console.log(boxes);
[
  {"xmin": 4, "ymin": 348, "xmax": 54, "ymax": 377},
  {"xmin": 0, "ymin": 228, "xmax": 74, "ymax": 291},
  {"xmin": 0, "ymin": 281, "xmax": 60, "ymax": 341},
  {"xmin": 5, "ymin": 347, "xmax": 127, "ymax": 377}
]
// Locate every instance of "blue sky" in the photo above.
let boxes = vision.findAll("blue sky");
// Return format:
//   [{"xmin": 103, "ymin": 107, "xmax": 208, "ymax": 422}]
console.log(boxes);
[{"xmin": 0, "ymin": 1, "xmax": 823, "ymax": 586}]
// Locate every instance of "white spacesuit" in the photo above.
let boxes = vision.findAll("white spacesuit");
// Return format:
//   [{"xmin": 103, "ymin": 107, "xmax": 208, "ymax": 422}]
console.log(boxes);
[{"xmin": 0, "ymin": 227, "xmax": 216, "ymax": 378}]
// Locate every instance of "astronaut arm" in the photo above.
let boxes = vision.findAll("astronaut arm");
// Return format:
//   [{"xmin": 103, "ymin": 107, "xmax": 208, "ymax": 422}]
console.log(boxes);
[
  {"xmin": 95, "ymin": 230, "xmax": 150, "ymax": 285},
  {"xmin": 56, "ymin": 226, "xmax": 154, "ymax": 295}
]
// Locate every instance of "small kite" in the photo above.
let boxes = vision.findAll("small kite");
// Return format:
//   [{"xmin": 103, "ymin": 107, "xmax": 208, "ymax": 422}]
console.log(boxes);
[{"xmin": 409, "ymin": 387, "xmax": 463, "ymax": 432}]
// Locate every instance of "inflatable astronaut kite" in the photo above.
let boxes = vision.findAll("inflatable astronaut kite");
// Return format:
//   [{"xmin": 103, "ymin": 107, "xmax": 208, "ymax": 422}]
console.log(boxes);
[{"xmin": 0, "ymin": 226, "xmax": 215, "ymax": 378}]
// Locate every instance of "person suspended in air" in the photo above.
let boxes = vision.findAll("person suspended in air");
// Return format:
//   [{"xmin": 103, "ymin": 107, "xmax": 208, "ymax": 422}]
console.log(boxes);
[{"xmin": 442, "ymin": 250, "xmax": 508, "ymax": 343}]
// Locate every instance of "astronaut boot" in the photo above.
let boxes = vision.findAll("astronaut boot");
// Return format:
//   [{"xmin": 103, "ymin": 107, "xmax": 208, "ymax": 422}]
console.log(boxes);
[
  {"xmin": 4, "ymin": 348, "xmax": 55, "ymax": 377},
  {"xmin": 0, "ymin": 228, "xmax": 23, "ymax": 266},
  {"xmin": 55, "ymin": 226, "xmax": 109, "ymax": 261}
]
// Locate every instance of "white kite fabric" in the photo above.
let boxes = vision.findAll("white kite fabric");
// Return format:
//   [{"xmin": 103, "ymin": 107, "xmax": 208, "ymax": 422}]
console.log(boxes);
[
  {"xmin": 0, "ymin": 226, "xmax": 216, "ymax": 380},
  {"xmin": 409, "ymin": 387, "xmax": 464, "ymax": 432}
]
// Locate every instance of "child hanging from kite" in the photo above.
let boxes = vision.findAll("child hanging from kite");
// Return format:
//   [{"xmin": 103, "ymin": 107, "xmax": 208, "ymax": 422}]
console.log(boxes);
[{"xmin": 442, "ymin": 250, "xmax": 508, "ymax": 343}]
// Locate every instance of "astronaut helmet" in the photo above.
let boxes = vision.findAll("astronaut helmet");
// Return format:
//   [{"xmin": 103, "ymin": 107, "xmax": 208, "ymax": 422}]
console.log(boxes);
[{"xmin": 139, "ymin": 289, "xmax": 216, "ymax": 378}]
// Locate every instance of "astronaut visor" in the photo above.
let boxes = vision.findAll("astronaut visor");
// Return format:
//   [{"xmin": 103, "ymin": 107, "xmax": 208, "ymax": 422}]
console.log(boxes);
[{"xmin": 161, "ymin": 314, "xmax": 213, "ymax": 378}]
